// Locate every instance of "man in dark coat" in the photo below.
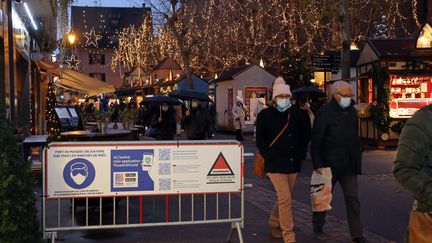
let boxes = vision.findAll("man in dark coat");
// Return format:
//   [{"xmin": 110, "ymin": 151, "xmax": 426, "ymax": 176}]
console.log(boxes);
[
  {"xmin": 311, "ymin": 81, "xmax": 365, "ymax": 243},
  {"xmin": 183, "ymin": 99, "xmax": 211, "ymax": 140},
  {"xmin": 151, "ymin": 103, "xmax": 176, "ymax": 140}
]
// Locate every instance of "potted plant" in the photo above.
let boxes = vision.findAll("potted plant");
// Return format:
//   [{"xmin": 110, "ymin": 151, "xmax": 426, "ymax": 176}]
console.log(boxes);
[
  {"xmin": 94, "ymin": 110, "xmax": 112, "ymax": 133},
  {"xmin": 119, "ymin": 108, "xmax": 137, "ymax": 130}
]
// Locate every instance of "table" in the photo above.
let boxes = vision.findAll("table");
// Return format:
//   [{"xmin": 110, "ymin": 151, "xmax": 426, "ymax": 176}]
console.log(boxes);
[
  {"xmin": 61, "ymin": 129, "xmax": 132, "ymax": 141},
  {"xmin": 23, "ymin": 135, "xmax": 49, "ymax": 161}
]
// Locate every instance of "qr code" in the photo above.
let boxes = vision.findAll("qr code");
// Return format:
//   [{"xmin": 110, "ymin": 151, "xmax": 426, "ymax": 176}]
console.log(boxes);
[
  {"xmin": 115, "ymin": 173, "xmax": 124, "ymax": 183},
  {"xmin": 159, "ymin": 178, "xmax": 171, "ymax": 191},
  {"xmin": 159, "ymin": 163, "xmax": 171, "ymax": 175},
  {"xmin": 159, "ymin": 149, "xmax": 171, "ymax": 161}
]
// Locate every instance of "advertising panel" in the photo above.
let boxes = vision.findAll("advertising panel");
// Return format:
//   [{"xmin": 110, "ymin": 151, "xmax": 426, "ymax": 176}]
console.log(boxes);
[{"xmin": 45, "ymin": 141, "xmax": 242, "ymax": 198}]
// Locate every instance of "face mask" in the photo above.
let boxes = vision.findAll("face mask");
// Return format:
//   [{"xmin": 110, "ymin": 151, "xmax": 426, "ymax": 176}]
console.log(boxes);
[
  {"xmin": 338, "ymin": 97, "xmax": 351, "ymax": 109},
  {"xmin": 71, "ymin": 173, "xmax": 87, "ymax": 185},
  {"xmin": 276, "ymin": 98, "xmax": 291, "ymax": 112},
  {"xmin": 191, "ymin": 101, "xmax": 199, "ymax": 108},
  {"xmin": 162, "ymin": 105, "xmax": 169, "ymax": 112}
]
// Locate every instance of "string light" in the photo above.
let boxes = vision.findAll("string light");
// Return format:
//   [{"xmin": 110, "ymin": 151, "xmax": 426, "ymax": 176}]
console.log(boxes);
[
  {"xmin": 68, "ymin": 1, "xmax": 420, "ymax": 85},
  {"xmin": 45, "ymin": 82, "xmax": 61, "ymax": 140},
  {"xmin": 65, "ymin": 55, "xmax": 81, "ymax": 70},
  {"xmin": 84, "ymin": 28, "xmax": 102, "ymax": 48}
]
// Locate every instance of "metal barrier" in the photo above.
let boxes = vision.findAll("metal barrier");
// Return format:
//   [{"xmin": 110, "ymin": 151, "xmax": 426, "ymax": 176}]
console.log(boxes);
[{"xmin": 42, "ymin": 140, "xmax": 244, "ymax": 242}]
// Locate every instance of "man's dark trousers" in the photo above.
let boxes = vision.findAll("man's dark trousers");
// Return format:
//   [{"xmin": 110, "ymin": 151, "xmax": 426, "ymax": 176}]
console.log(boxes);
[{"xmin": 312, "ymin": 175, "xmax": 363, "ymax": 238}]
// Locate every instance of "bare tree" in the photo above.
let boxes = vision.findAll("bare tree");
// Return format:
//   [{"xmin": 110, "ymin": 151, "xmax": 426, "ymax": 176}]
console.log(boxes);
[
  {"xmin": 340, "ymin": 0, "xmax": 351, "ymax": 80},
  {"xmin": 125, "ymin": 0, "xmax": 420, "ymax": 84}
]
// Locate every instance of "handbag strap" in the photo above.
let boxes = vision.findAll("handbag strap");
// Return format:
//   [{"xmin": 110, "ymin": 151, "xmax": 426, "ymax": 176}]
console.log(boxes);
[{"xmin": 269, "ymin": 113, "xmax": 291, "ymax": 148}]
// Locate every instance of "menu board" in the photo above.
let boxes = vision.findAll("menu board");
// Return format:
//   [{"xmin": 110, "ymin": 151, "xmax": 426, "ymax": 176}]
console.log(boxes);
[
  {"xmin": 68, "ymin": 107, "xmax": 79, "ymax": 127},
  {"xmin": 54, "ymin": 106, "xmax": 81, "ymax": 130},
  {"xmin": 55, "ymin": 107, "xmax": 72, "ymax": 128}
]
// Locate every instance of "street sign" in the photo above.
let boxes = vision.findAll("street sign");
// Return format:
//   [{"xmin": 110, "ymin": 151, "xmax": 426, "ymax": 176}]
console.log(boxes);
[{"xmin": 312, "ymin": 53, "xmax": 340, "ymax": 71}]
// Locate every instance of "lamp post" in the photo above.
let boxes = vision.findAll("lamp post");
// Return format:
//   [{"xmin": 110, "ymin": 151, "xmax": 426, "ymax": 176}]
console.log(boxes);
[{"xmin": 67, "ymin": 31, "xmax": 76, "ymax": 45}]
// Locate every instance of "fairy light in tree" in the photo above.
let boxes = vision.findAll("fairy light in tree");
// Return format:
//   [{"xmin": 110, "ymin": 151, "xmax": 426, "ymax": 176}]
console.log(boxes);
[
  {"xmin": 45, "ymin": 81, "xmax": 61, "ymax": 140},
  {"xmin": 76, "ymin": 0, "xmax": 420, "ymax": 83},
  {"xmin": 111, "ymin": 15, "xmax": 156, "ymax": 82}
]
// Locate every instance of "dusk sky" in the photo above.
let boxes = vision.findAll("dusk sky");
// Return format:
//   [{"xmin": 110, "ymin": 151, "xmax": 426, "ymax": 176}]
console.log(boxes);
[{"xmin": 72, "ymin": 0, "xmax": 144, "ymax": 7}]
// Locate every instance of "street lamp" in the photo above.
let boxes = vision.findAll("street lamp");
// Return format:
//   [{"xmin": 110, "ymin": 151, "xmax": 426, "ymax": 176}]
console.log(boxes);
[{"xmin": 67, "ymin": 31, "xmax": 76, "ymax": 45}]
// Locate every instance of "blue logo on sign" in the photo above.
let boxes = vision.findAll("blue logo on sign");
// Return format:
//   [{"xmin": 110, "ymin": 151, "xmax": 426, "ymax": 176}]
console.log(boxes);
[{"xmin": 63, "ymin": 158, "xmax": 96, "ymax": 189}]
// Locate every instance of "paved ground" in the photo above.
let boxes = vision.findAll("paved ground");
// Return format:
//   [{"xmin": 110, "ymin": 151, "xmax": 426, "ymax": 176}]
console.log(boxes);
[{"xmin": 35, "ymin": 132, "xmax": 413, "ymax": 242}]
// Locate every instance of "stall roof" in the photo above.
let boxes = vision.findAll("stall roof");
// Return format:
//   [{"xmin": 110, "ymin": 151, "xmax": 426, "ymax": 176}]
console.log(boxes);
[
  {"xmin": 37, "ymin": 61, "xmax": 116, "ymax": 96},
  {"xmin": 368, "ymin": 38, "xmax": 416, "ymax": 58},
  {"xmin": 215, "ymin": 64, "xmax": 254, "ymax": 82},
  {"xmin": 357, "ymin": 38, "xmax": 432, "ymax": 66}
]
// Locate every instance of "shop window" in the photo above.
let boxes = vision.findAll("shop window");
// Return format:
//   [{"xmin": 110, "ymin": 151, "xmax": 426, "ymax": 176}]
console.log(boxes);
[
  {"xmin": 90, "ymin": 73, "xmax": 106, "ymax": 82},
  {"xmin": 389, "ymin": 75, "xmax": 432, "ymax": 118},
  {"xmin": 89, "ymin": 54, "xmax": 105, "ymax": 65},
  {"xmin": 416, "ymin": 23, "xmax": 432, "ymax": 48}
]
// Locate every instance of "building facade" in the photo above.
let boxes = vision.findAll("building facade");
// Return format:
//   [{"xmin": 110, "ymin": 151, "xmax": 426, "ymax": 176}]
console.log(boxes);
[
  {"xmin": 70, "ymin": 5, "xmax": 151, "ymax": 88},
  {"xmin": 0, "ymin": 0, "xmax": 57, "ymax": 133}
]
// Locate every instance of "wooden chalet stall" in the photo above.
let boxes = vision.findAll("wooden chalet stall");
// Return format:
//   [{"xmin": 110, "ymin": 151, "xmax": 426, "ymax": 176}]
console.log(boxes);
[{"xmin": 356, "ymin": 23, "xmax": 432, "ymax": 148}]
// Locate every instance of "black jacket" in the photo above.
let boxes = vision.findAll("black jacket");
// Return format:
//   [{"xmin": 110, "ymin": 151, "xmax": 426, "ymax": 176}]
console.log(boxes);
[
  {"xmin": 311, "ymin": 98, "xmax": 362, "ymax": 176},
  {"xmin": 151, "ymin": 109, "xmax": 176, "ymax": 140},
  {"xmin": 183, "ymin": 106, "xmax": 211, "ymax": 140},
  {"xmin": 256, "ymin": 106, "xmax": 310, "ymax": 174}
]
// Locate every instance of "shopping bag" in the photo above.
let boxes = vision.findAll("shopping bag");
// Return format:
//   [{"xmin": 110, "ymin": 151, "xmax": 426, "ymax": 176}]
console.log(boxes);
[
  {"xmin": 253, "ymin": 152, "xmax": 265, "ymax": 177},
  {"xmin": 310, "ymin": 167, "xmax": 332, "ymax": 212},
  {"xmin": 408, "ymin": 211, "xmax": 432, "ymax": 243}
]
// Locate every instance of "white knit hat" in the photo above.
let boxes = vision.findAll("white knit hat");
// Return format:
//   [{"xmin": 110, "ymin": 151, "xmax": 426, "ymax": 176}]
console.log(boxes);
[
  {"xmin": 272, "ymin": 76, "xmax": 292, "ymax": 99},
  {"xmin": 236, "ymin": 96, "xmax": 243, "ymax": 103}
]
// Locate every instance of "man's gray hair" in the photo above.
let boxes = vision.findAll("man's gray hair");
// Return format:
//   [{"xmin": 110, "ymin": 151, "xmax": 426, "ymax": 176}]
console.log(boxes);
[{"xmin": 332, "ymin": 81, "xmax": 352, "ymax": 94}]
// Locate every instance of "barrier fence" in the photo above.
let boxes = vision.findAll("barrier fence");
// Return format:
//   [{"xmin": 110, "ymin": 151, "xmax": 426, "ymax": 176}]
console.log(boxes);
[{"xmin": 42, "ymin": 140, "xmax": 244, "ymax": 242}]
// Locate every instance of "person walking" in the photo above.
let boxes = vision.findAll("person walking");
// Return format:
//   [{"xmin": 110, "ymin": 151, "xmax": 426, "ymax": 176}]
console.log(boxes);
[
  {"xmin": 255, "ymin": 76, "xmax": 310, "ymax": 243},
  {"xmin": 233, "ymin": 96, "xmax": 246, "ymax": 141},
  {"xmin": 253, "ymin": 97, "xmax": 267, "ymax": 143},
  {"xmin": 254, "ymin": 97, "xmax": 267, "ymax": 118},
  {"xmin": 150, "ymin": 103, "xmax": 176, "ymax": 140},
  {"xmin": 393, "ymin": 106, "xmax": 432, "ymax": 243},
  {"xmin": 311, "ymin": 81, "xmax": 365, "ymax": 243},
  {"xmin": 183, "ymin": 99, "xmax": 211, "ymax": 140}
]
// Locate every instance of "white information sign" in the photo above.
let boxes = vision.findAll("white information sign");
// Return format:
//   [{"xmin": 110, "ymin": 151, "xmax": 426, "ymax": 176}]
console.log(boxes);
[{"xmin": 44, "ymin": 141, "xmax": 243, "ymax": 198}]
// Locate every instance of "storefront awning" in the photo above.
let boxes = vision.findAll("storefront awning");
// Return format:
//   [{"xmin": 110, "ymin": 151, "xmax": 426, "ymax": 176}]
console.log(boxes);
[{"xmin": 37, "ymin": 60, "xmax": 116, "ymax": 96}]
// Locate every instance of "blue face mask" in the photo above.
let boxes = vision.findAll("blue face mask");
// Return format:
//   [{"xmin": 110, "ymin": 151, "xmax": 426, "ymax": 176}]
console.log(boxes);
[
  {"xmin": 338, "ymin": 97, "xmax": 351, "ymax": 109},
  {"xmin": 276, "ymin": 98, "xmax": 291, "ymax": 112}
]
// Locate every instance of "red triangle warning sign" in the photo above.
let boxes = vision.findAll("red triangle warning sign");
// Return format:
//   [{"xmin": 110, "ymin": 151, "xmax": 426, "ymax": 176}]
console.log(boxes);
[{"xmin": 207, "ymin": 152, "xmax": 234, "ymax": 176}]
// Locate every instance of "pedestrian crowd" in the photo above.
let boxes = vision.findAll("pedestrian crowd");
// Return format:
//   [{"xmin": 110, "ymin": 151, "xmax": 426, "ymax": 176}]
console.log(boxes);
[
  {"xmin": 255, "ymin": 78, "xmax": 366, "ymax": 243},
  {"xmin": 73, "ymin": 77, "xmax": 430, "ymax": 243},
  {"xmin": 254, "ymin": 76, "xmax": 431, "ymax": 243},
  {"xmin": 77, "ymin": 96, "xmax": 216, "ymax": 141}
]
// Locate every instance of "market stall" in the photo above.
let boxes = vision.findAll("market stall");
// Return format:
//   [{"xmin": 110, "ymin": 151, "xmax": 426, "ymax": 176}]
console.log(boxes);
[{"xmin": 356, "ymin": 23, "xmax": 432, "ymax": 147}]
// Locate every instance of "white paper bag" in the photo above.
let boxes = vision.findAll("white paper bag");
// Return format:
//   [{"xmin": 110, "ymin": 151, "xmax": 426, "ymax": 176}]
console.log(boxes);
[{"xmin": 310, "ymin": 167, "xmax": 333, "ymax": 212}]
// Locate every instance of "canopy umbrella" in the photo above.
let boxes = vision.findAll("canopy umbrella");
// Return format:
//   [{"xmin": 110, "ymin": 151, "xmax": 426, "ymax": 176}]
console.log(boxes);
[
  {"xmin": 140, "ymin": 95, "xmax": 183, "ymax": 117},
  {"xmin": 292, "ymin": 86, "xmax": 325, "ymax": 101},
  {"xmin": 139, "ymin": 95, "xmax": 183, "ymax": 107},
  {"xmin": 37, "ymin": 60, "xmax": 115, "ymax": 96},
  {"xmin": 169, "ymin": 89, "xmax": 211, "ymax": 102}
]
